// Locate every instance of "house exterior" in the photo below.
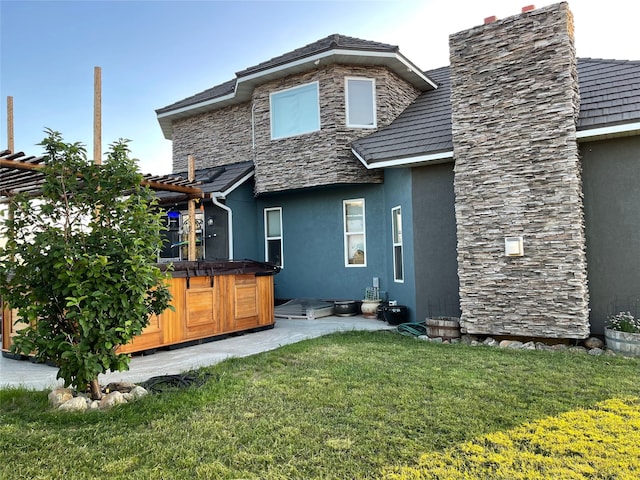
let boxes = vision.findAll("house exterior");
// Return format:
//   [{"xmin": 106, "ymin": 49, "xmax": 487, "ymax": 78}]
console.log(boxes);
[{"xmin": 156, "ymin": 2, "xmax": 640, "ymax": 338}]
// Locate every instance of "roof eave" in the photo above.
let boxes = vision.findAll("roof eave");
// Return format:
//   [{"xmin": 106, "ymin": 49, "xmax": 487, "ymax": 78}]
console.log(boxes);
[
  {"xmin": 576, "ymin": 121, "xmax": 640, "ymax": 142},
  {"xmin": 220, "ymin": 168, "xmax": 255, "ymax": 197},
  {"xmin": 352, "ymin": 148, "xmax": 454, "ymax": 169},
  {"xmin": 157, "ymin": 49, "xmax": 436, "ymax": 140}
]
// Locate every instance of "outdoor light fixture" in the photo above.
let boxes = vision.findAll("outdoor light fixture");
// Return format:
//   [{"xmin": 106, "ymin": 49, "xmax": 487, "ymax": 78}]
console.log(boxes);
[
  {"xmin": 207, "ymin": 216, "xmax": 215, "ymax": 227},
  {"xmin": 504, "ymin": 236, "xmax": 524, "ymax": 257},
  {"xmin": 167, "ymin": 210, "xmax": 180, "ymax": 231}
]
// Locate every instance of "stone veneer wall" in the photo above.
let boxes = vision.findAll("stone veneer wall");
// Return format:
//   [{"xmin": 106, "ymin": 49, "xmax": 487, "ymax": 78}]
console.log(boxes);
[
  {"xmin": 172, "ymin": 103, "xmax": 253, "ymax": 173},
  {"xmin": 251, "ymin": 65, "xmax": 419, "ymax": 194},
  {"xmin": 449, "ymin": 2, "xmax": 590, "ymax": 338},
  {"xmin": 170, "ymin": 65, "xmax": 419, "ymax": 191}
]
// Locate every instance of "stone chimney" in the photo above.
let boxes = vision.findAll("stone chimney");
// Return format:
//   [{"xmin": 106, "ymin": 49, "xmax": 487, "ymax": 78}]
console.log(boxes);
[{"xmin": 449, "ymin": 2, "xmax": 589, "ymax": 338}]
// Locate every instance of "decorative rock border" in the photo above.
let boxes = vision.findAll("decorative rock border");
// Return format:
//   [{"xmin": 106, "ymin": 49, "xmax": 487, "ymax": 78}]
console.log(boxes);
[
  {"xmin": 48, "ymin": 382, "xmax": 149, "ymax": 412},
  {"xmin": 413, "ymin": 333, "xmax": 622, "ymax": 357}
]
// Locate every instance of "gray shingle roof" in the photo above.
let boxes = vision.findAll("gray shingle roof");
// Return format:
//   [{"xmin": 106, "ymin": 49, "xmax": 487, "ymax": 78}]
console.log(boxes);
[
  {"xmin": 577, "ymin": 58, "xmax": 640, "ymax": 130},
  {"xmin": 235, "ymin": 34, "xmax": 398, "ymax": 78},
  {"xmin": 156, "ymin": 34, "xmax": 400, "ymax": 116},
  {"xmin": 156, "ymin": 79, "xmax": 236, "ymax": 116},
  {"xmin": 154, "ymin": 161, "xmax": 254, "ymax": 204},
  {"xmin": 352, "ymin": 66, "xmax": 452, "ymax": 165},
  {"xmin": 353, "ymin": 58, "xmax": 640, "ymax": 165}
]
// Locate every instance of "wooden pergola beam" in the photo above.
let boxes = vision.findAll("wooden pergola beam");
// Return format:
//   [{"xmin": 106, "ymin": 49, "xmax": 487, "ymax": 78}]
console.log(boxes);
[
  {"xmin": 141, "ymin": 179, "xmax": 203, "ymax": 195},
  {"xmin": 0, "ymin": 158, "xmax": 42, "ymax": 171},
  {"xmin": 0, "ymin": 157, "xmax": 204, "ymax": 196}
]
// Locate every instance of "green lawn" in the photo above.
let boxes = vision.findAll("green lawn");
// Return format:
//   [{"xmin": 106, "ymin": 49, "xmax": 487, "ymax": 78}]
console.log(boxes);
[{"xmin": 1, "ymin": 331, "xmax": 639, "ymax": 479}]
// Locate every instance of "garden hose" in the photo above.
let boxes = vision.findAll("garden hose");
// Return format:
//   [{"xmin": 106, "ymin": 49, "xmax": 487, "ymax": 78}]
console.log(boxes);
[
  {"xmin": 141, "ymin": 371, "xmax": 214, "ymax": 393},
  {"xmin": 396, "ymin": 322, "xmax": 428, "ymax": 337}
]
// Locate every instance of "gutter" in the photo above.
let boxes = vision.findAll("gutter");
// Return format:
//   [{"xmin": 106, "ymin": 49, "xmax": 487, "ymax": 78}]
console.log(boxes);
[
  {"xmin": 576, "ymin": 121, "xmax": 640, "ymax": 141},
  {"xmin": 221, "ymin": 169, "xmax": 255, "ymax": 198},
  {"xmin": 352, "ymin": 148, "xmax": 454, "ymax": 169},
  {"xmin": 237, "ymin": 49, "xmax": 437, "ymax": 89},
  {"xmin": 211, "ymin": 193, "xmax": 233, "ymax": 260}
]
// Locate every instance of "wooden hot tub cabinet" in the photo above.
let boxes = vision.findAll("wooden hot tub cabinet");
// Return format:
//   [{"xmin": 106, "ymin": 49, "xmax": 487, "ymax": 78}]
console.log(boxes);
[{"xmin": 1, "ymin": 260, "xmax": 280, "ymax": 356}]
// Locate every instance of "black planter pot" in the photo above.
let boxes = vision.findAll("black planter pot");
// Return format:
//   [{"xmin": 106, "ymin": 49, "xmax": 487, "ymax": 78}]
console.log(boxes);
[
  {"xmin": 382, "ymin": 305, "xmax": 408, "ymax": 325},
  {"xmin": 334, "ymin": 300, "xmax": 358, "ymax": 317}
]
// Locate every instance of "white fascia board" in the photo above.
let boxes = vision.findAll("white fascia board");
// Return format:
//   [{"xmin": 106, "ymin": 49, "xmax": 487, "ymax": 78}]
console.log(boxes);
[
  {"xmin": 238, "ymin": 49, "xmax": 436, "ymax": 88},
  {"xmin": 576, "ymin": 122, "xmax": 640, "ymax": 140},
  {"xmin": 352, "ymin": 148, "xmax": 454, "ymax": 169},
  {"xmin": 159, "ymin": 49, "xmax": 437, "ymax": 121},
  {"xmin": 157, "ymin": 90, "xmax": 238, "ymax": 120},
  {"xmin": 393, "ymin": 52, "xmax": 438, "ymax": 90},
  {"xmin": 221, "ymin": 169, "xmax": 255, "ymax": 197}
]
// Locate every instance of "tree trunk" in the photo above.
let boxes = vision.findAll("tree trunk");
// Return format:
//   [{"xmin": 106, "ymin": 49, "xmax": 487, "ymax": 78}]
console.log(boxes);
[{"xmin": 89, "ymin": 379, "xmax": 102, "ymax": 400}]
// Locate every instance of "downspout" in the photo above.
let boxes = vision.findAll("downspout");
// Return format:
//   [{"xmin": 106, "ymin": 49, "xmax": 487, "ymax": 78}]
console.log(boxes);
[{"xmin": 211, "ymin": 193, "xmax": 233, "ymax": 260}]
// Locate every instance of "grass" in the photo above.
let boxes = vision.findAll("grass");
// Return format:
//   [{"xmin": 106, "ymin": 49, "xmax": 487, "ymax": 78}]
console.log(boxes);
[{"xmin": 1, "ymin": 330, "xmax": 639, "ymax": 479}]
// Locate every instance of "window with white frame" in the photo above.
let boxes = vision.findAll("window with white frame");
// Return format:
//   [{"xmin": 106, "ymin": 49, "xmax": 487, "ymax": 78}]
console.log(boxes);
[
  {"xmin": 270, "ymin": 82, "xmax": 320, "ymax": 139},
  {"xmin": 345, "ymin": 77, "xmax": 376, "ymax": 128},
  {"xmin": 392, "ymin": 206, "xmax": 404, "ymax": 282},
  {"xmin": 344, "ymin": 199, "xmax": 366, "ymax": 266},
  {"xmin": 264, "ymin": 207, "xmax": 283, "ymax": 267}
]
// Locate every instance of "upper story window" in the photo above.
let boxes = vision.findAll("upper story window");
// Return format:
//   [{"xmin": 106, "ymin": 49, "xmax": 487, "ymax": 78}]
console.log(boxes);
[
  {"xmin": 345, "ymin": 77, "xmax": 376, "ymax": 128},
  {"xmin": 270, "ymin": 82, "xmax": 320, "ymax": 140}
]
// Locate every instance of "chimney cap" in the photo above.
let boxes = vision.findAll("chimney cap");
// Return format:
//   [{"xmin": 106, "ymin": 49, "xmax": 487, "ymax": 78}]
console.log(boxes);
[
  {"xmin": 484, "ymin": 15, "xmax": 498, "ymax": 24},
  {"xmin": 522, "ymin": 5, "xmax": 535, "ymax": 13}
]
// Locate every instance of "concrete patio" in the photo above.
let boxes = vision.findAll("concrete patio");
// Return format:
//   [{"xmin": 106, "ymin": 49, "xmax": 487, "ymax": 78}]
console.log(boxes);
[{"xmin": 0, "ymin": 316, "xmax": 393, "ymax": 390}]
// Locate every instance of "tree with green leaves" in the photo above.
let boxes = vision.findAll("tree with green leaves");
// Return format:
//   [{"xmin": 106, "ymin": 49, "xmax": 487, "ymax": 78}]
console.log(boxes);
[{"xmin": 0, "ymin": 130, "xmax": 172, "ymax": 399}]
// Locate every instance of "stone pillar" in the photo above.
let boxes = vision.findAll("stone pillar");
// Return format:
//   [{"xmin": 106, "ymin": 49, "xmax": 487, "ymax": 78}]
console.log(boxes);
[{"xmin": 449, "ymin": 2, "xmax": 589, "ymax": 338}]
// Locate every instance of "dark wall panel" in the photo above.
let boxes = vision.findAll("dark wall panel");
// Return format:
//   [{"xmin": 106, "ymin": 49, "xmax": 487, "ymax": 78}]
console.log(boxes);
[
  {"xmin": 411, "ymin": 162, "xmax": 460, "ymax": 321},
  {"xmin": 582, "ymin": 136, "xmax": 640, "ymax": 334}
]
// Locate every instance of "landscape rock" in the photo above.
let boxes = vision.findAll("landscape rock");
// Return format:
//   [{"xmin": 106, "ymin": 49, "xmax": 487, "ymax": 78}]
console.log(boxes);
[
  {"xmin": 105, "ymin": 382, "xmax": 136, "ymax": 393},
  {"xmin": 48, "ymin": 388, "xmax": 74, "ymax": 408},
  {"xmin": 499, "ymin": 340, "xmax": 523, "ymax": 349},
  {"xmin": 551, "ymin": 344, "xmax": 568, "ymax": 351},
  {"xmin": 522, "ymin": 341, "xmax": 536, "ymax": 350},
  {"xmin": 584, "ymin": 337, "xmax": 604, "ymax": 349},
  {"xmin": 99, "ymin": 391, "xmax": 126, "ymax": 410},
  {"xmin": 569, "ymin": 346, "xmax": 588, "ymax": 354},
  {"xmin": 58, "ymin": 396, "xmax": 88, "ymax": 412},
  {"xmin": 483, "ymin": 337, "xmax": 498, "ymax": 347},
  {"xmin": 588, "ymin": 348, "xmax": 604, "ymax": 356},
  {"xmin": 460, "ymin": 335, "xmax": 476, "ymax": 345}
]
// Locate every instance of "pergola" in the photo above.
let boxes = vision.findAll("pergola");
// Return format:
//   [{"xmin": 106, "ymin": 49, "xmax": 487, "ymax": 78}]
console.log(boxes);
[
  {"xmin": 0, "ymin": 149, "xmax": 205, "ymax": 260},
  {"xmin": 0, "ymin": 149, "xmax": 203, "ymax": 202}
]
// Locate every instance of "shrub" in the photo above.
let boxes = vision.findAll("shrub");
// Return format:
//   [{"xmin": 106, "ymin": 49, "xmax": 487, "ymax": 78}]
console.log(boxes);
[
  {"xmin": 607, "ymin": 312, "xmax": 640, "ymax": 333},
  {"xmin": 0, "ymin": 130, "xmax": 172, "ymax": 399}
]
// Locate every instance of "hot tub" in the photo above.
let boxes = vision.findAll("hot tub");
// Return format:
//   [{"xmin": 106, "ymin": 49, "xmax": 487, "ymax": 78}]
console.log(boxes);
[{"xmin": 2, "ymin": 260, "xmax": 280, "ymax": 356}]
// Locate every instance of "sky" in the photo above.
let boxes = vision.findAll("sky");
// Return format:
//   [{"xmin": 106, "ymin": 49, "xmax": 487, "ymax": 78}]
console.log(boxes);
[{"xmin": 1, "ymin": 0, "xmax": 639, "ymax": 175}]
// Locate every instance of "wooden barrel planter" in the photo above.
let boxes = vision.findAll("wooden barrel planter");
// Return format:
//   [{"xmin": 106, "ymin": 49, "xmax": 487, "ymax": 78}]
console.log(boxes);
[
  {"xmin": 604, "ymin": 328, "xmax": 640, "ymax": 357},
  {"xmin": 425, "ymin": 317, "xmax": 461, "ymax": 340}
]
